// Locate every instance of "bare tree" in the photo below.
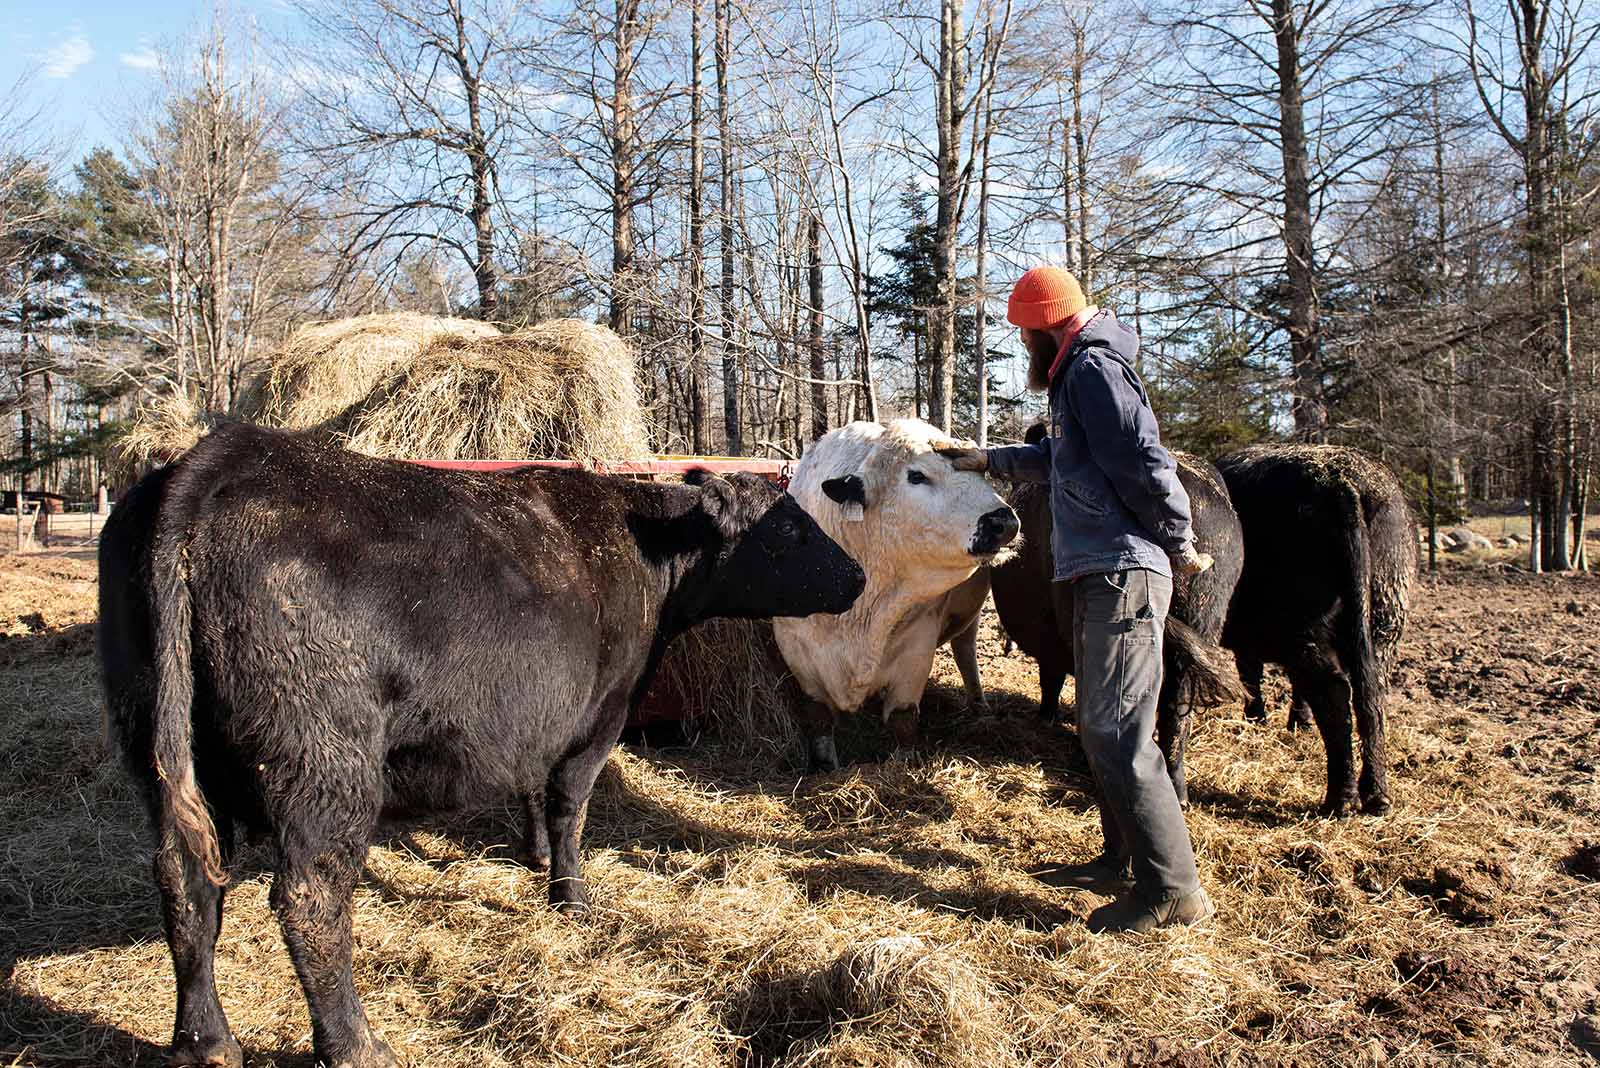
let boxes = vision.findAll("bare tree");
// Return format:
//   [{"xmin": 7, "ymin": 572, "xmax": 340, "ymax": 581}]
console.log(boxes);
[
  {"xmin": 290, "ymin": 0, "xmax": 535, "ymax": 319},
  {"xmin": 895, "ymin": 0, "xmax": 1014, "ymax": 432},
  {"xmin": 123, "ymin": 16, "xmax": 320, "ymax": 410},
  {"xmin": 1458, "ymin": 0, "xmax": 1600, "ymax": 570},
  {"xmin": 1144, "ymin": 0, "xmax": 1429, "ymax": 440}
]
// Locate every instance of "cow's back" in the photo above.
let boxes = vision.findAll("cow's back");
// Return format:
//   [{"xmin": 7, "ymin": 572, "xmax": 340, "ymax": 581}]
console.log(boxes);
[{"xmin": 1219, "ymin": 445, "xmax": 1416, "ymax": 663}]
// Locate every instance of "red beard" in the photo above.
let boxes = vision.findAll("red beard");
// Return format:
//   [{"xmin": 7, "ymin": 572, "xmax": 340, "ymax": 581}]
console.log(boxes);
[{"xmin": 1024, "ymin": 328, "xmax": 1058, "ymax": 392}]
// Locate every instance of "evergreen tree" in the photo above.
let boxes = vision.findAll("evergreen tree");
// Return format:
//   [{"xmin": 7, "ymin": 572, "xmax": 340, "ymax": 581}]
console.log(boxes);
[{"xmin": 1148, "ymin": 314, "xmax": 1277, "ymax": 456}]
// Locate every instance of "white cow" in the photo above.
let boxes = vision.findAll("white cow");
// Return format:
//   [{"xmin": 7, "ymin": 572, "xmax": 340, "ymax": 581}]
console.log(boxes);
[{"xmin": 774, "ymin": 419, "xmax": 1020, "ymax": 769}]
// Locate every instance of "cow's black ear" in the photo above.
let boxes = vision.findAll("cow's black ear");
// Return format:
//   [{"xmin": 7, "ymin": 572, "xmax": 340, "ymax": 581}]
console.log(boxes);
[
  {"xmin": 1024, "ymin": 422, "xmax": 1047, "ymax": 445},
  {"xmin": 821, "ymin": 474, "xmax": 866, "ymax": 506},
  {"xmin": 698, "ymin": 477, "xmax": 742, "ymax": 537},
  {"xmin": 683, "ymin": 468, "xmax": 715, "ymax": 487}
]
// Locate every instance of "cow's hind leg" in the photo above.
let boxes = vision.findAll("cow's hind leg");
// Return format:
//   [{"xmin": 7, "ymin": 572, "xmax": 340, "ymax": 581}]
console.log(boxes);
[
  {"xmin": 157, "ymin": 811, "xmax": 240, "ymax": 1068},
  {"xmin": 271, "ymin": 822, "xmax": 394, "ymax": 1068},
  {"xmin": 1239, "ymin": 656, "xmax": 1267, "ymax": 722},
  {"xmin": 519, "ymin": 790, "xmax": 551, "ymax": 870},
  {"xmin": 546, "ymin": 701, "xmax": 626, "ymax": 915},
  {"xmin": 1038, "ymin": 661, "xmax": 1069, "ymax": 722},
  {"xmin": 1292, "ymin": 662, "xmax": 1359, "ymax": 817},
  {"xmin": 1156, "ymin": 674, "xmax": 1192, "ymax": 807},
  {"xmin": 949, "ymin": 619, "xmax": 987, "ymax": 712},
  {"xmin": 1286, "ymin": 681, "xmax": 1314, "ymax": 733}
]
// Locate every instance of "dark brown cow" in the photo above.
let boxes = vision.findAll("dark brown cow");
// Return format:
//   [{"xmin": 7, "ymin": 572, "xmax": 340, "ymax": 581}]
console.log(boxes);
[
  {"xmin": 989, "ymin": 425, "xmax": 1244, "ymax": 803},
  {"xmin": 98, "ymin": 424, "xmax": 864, "ymax": 1068}
]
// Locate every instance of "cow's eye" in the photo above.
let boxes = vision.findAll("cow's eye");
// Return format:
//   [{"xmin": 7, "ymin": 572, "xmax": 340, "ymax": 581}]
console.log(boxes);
[
  {"xmin": 907, "ymin": 470, "xmax": 929, "ymax": 485},
  {"xmin": 778, "ymin": 520, "xmax": 797, "ymax": 538}
]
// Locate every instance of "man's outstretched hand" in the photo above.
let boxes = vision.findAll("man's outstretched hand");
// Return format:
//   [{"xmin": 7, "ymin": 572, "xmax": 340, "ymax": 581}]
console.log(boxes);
[
  {"xmin": 936, "ymin": 446, "xmax": 988, "ymax": 473},
  {"xmin": 1171, "ymin": 544, "xmax": 1214, "ymax": 577}
]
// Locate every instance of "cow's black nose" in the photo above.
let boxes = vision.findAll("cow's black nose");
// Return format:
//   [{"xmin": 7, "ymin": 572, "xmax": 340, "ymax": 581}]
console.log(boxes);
[{"xmin": 972, "ymin": 507, "xmax": 1020, "ymax": 554}]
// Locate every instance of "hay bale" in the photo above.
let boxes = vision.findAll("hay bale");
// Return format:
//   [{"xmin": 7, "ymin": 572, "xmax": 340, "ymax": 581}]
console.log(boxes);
[
  {"xmin": 117, "ymin": 393, "xmax": 216, "ymax": 465},
  {"xmin": 125, "ymin": 314, "xmax": 649, "ymax": 466},
  {"xmin": 338, "ymin": 319, "xmax": 649, "ymax": 463},
  {"xmin": 252, "ymin": 312, "xmax": 501, "ymax": 433},
  {"xmin": 655, "ymin": 619, "xmax": 800, "ymax": 764}
]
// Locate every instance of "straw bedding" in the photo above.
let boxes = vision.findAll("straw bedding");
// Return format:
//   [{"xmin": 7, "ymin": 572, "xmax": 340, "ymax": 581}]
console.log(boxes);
[{"xmin": 3, "ymin": 556, "xmax": 1597, "ymax": 1067}]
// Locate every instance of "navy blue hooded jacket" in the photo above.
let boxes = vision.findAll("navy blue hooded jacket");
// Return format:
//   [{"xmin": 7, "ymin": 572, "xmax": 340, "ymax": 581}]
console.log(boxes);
[{"xmin": 984, "ymin": 309, "xmax": 1193, "ymax": 581}]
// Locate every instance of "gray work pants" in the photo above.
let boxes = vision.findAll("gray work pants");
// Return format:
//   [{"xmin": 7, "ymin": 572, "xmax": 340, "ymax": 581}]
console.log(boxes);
[{"xmin": 1058, "ymin": 568, "xmax": 1201, "ymax": 902}]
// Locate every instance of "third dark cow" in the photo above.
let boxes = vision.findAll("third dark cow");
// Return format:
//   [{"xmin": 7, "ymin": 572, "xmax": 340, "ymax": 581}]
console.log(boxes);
[{"xmin": 1218, "ymin": 444, "xmax": 1418, "ymax": 816}]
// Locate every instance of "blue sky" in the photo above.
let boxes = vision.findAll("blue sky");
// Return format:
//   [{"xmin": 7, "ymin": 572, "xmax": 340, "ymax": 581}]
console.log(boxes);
[{"xmin": 3, "ymin": 1, "xmax": 293, "ymax": 157}]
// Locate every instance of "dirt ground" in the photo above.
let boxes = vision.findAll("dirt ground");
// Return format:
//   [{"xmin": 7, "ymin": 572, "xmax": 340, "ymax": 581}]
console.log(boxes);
[{"xmin": 2, "ymin": 547, "xmax": 1598, "ymax": 1067}]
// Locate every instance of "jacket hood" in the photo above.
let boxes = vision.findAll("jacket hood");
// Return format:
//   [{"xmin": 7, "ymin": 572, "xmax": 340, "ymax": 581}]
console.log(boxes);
[{"xmin": 1066, "ymin": 309, "xmax": 1140, "ymax": 375}]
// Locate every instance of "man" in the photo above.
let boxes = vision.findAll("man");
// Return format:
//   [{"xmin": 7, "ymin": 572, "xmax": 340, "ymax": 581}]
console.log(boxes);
[{"xmin": 939, "ymin": 265, "xmax": 1214, "ymax": 934}]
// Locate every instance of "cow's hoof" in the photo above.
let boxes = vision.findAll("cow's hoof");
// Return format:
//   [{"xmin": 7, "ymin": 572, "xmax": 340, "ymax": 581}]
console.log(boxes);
[
  {"xmin": 517, "ymin": 849, "xmax": 551, "ymax": 871},
  {"xmin": 554, "ymin": 897, "xmax": 589, "ymax": 917},
  {"xmin": 167, "ymin": 1033, "xmax": 243, "ymax": 1068},
  {"xmin": 1361, "ymin": 793, "xmax": 1392, "ymax": 816},
  {"xmin": 1319, "ymin": 795, "xmax": 1360, "ymax": 818},
  {"xmin": 808, "ymin": 735, "xmax": 842, "ymax": 773},
  {"xmin": 326, "ymin": 1037, "xmax": 399, "ymax": 1068},
  {"xmin": 1243, "ymin": 702, "xmax": 1266, "ymax": 723}
]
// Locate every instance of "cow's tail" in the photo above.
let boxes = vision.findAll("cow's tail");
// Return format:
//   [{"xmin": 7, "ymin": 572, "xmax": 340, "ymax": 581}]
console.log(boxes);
[
  {"xmin": 151, "ymin": 484, "xmax": 228, "ymax": 886},
  {"xmin": 1164, "ymin": 616, "xmax": 1245, "ymax": 707},
  {"xmin": 1334, "ymin": 481, "xmax": 1380, "ymax": 733}
]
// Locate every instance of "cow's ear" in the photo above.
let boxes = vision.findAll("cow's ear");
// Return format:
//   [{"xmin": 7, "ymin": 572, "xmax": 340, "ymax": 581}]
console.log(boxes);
[
  {"xmin": 821, "ymin": 474, "xmax": 867, "ymax": 522},
  {"xmin": 697, "ymin": 477, "xmax": 742, "ymax": 538}
]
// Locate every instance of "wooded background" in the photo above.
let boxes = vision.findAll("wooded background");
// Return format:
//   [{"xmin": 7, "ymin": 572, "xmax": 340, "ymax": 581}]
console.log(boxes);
[{"xmin": 3, "ymin": 0, "xmax": 1597, "ymax": 570}]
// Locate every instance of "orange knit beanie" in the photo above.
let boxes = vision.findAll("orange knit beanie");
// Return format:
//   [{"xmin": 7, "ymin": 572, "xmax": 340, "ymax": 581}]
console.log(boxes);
[{"xmin": 1006, "ymin": 266, "xmax": 1088, "ymax": 329}]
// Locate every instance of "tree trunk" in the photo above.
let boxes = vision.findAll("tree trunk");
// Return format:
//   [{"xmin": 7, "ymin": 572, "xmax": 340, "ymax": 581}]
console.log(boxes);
[
  {"xmin": 609, "ymin": 0, "xmax": 638, "ymax": 338},
  {"xmin": 454, "ymin": 2, "xmax": 498, "ymax": 320},
  {"xmin": 1269, "ymin": 0, "xmax": 1325, "ymax": 441},
  {"xmin": 1061, "ymin": 94, "xmax": 1074, "ymax": 270},
  {"xmin": 930, "ymin": 0, "xmax": 966, "ymax": 433},
  {"xmin": 808, "ymin": 212, "xmax": 828, "ymax": 441},
  {"xmin": 716, "ymin": 0, "xmax": 741, "ymax": 454},
  {"xmin": 688, "ymin": 0, "xmax": 707, "ymax": 453},
  {"xmin": 1072, "ymin": 22, "xmax": 1090, "ymax": 292},
  {"xmin": 974, "ymin": 91, "xmax": 994, "ymax": 447}
]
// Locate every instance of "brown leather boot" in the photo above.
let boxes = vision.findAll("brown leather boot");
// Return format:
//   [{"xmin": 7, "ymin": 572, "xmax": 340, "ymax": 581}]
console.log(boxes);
[{"xmin": 1086, "ymin": 887, "xmax": 1215, "ymax": 934}]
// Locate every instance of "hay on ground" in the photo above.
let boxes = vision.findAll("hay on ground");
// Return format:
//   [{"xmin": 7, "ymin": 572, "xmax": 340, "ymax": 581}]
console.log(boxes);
[{"xmin": 4, "ymin": 558, "xmax": 1599, "ymax": 1068}]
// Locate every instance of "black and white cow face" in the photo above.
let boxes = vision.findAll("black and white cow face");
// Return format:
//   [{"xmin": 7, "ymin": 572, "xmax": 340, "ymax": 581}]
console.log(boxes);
[{"xmin": 806, "ymin": 420, "xmax": 1019, "ymax": 585}]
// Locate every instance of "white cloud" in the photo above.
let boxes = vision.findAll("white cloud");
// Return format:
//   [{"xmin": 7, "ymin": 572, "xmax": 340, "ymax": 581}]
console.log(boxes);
[
  {"xmin": 40, "ymin": 27, "xmax": 94, "ymax": 79},
  {"xmin": 120, "ymin": 48, "xmax": 160, "ymax": 71}
]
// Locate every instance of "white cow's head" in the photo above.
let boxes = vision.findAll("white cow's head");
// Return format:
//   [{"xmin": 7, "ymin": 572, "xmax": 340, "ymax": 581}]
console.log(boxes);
[{"xmin": 792, "ymin": 419, "xmax": 1019, "ymax": 600}]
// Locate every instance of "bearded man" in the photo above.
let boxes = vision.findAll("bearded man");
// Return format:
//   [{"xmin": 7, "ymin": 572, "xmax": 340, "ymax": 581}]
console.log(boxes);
[{"xmin": 940, "ymin": 266, "xmax": 1215, "ymax": 934}]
